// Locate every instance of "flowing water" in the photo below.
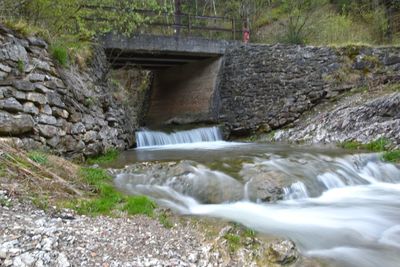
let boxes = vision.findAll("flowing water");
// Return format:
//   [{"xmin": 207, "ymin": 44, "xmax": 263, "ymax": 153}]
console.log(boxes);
[{"xmin": 111, "ymin": 127, "xmax": 400, "ymax": 267}]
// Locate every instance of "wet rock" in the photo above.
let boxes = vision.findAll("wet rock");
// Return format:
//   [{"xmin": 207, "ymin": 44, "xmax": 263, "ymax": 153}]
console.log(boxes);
[
  {"xmin": 0, "ymin": 111, "xmax": 34, "ymax": 134},
  {"xmin": 267, "ymin": 240, "xmax": 298, "ymax": 264},
  {"xmin": 246, "ymin": 172, "xmax": 286, "ymax": 202}
]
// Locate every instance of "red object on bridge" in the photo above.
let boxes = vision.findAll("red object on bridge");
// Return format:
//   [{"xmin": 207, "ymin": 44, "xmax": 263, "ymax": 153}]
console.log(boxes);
[{"xmin": 243, "ymin": 28, "xmax": 250, "ymax": 43}]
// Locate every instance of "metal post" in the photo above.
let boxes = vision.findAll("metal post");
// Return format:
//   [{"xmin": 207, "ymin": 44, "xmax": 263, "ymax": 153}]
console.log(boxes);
[
  {"xmin": 232, "ymin": 19, "xmax": 236, "ymax": 40},
  {"xmin": 188, "ymin": 14, "xmax": 191, "ymax": 35},
  {"xmin": 174, "ymin": 0, "xmax": 182, "ymax": 37}
]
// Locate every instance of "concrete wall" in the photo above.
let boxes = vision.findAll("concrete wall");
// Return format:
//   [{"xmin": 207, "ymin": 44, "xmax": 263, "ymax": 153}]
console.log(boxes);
[{"xmin": 146, "ymin": 57, "xmax": 223, "ymax": 126}]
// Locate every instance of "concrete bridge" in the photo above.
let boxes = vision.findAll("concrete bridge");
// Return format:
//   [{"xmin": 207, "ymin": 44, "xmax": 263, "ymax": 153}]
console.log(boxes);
[{"xmin": 100, "ymin": 33, "xmax": 238, "ymax": 125}]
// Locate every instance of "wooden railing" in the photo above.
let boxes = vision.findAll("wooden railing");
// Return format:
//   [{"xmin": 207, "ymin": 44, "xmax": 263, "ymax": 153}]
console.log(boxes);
[{"xmin": 81, "ymin": 5, "xmax": 247, "ymax": 41}]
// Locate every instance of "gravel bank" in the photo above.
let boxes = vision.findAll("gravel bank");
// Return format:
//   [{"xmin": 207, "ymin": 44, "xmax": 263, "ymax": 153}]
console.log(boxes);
[{"xmin": 0, "ymin": 190, "xmax": 224, "ymax": 267}]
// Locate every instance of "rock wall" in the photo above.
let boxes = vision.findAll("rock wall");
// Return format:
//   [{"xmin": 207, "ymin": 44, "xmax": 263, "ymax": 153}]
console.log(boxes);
[
  {"xmin": 0, "ymin": 25, "xmax": 137, "ymax": 157},
  {"xmin": 218, "ymin": 44, "xmax": 400, "ymax": 137}
]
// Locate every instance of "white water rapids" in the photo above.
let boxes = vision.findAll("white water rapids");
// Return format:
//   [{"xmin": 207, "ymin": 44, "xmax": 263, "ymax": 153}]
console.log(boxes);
[{"xmin": 115, "ymin": 127, "xmax": 400, "ymax": 267}]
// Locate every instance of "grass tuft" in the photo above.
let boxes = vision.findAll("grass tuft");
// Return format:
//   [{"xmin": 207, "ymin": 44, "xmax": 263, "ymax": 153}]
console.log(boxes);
[
  {"xmin": 382, "ymin": 150, "xmax": 400, "ymax": 163},
  {"xmin": 224, "ymin": 233, "xmax": 241, "ymax": 253},
  {"xmin": 340, "ymin": 138, "xmax": 390, "ymax": 152},
  {"xmin": 123, "ymin": 196, "xmax": 156, "ymax": 216},
  {"xmin": 71, "ymin": 167, "xmax": 156, "ymax": 216},
  {"xmin": 50, "ymin": 45, "xmax": 68, "ymax": 66},
  {"xmin": 27, "ymin": 151, "xmax": 48, "ymax": 165},
  {"xmin": 86, "ymin": 149, "xmax": 119, "ymax": 165}
]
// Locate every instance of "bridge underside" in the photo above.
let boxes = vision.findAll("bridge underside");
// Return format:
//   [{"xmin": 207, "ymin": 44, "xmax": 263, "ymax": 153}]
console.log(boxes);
[
  {"xmin": 104, "ymin": 49, "xmax": 215, "ymax": 70},
  {"xmin": 101, "ymin": 34, "xmax": 233, "ymax": 70},
  {"xmin": 101, "ymin": 34, "xmax": 233, "ymax": 124}
]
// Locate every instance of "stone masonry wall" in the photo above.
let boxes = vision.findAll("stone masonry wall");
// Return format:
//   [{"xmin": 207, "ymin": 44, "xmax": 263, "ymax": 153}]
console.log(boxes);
[
  {"xmin": 0, "ymin": 25, "xmax": 137, "ymax": 158},
  {"xmin": 218, "ymin": 44, "xmax": 400, "ymax": 136}
]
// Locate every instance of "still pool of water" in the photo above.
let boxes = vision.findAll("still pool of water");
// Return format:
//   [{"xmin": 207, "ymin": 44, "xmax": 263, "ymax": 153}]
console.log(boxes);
[{"xmin": 108, "ymin": 127, "xmax": 400, "ymax": 267}]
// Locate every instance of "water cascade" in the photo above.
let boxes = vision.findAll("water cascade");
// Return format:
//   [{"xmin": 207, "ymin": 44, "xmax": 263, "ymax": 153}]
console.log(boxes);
[
  {"xmin": 135, "ymin": 126, "xmax": 223, "ymax": 147},
  {"xmin": 113, "ymin": 142, "xmax": 400, "ymax": 267}
]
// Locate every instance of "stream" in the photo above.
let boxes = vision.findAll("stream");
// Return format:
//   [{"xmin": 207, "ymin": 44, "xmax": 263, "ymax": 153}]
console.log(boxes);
[{"xmin": 109, "ymin": 127, "xmax": 400, "ymax": 267}]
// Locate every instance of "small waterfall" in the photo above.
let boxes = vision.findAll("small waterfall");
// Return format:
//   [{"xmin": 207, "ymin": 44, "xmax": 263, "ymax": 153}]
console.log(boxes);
[
  {"xmin": 136, "ymin": 126, "xmax": 223, "ymax": 147},
  {"xmin": 283, "ymin": 181, "xmax": 309, "ymax": 199}
]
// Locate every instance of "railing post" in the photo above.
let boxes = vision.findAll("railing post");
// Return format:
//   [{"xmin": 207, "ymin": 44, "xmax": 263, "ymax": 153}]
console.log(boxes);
[
  {"xmin": 188, "ymin": 14, "xmax": 191, "ymax": 35},
  {"xmin": 232, "ymin": 18, "xmax": 236, "ymax": 40}
]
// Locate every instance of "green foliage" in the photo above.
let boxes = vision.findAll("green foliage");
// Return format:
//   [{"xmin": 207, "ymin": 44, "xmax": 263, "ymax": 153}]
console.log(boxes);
[
  {"xmin": 123, "ymin": 196, "xmax": 156, "ymax": 216},
  {"xmin": 0, "ymin": 197, "xmax": 12, "ymax": 207},
  {"xmin": 50, "ymin": 45, "xmax": 68, "ymax": 66},
  {"xmin": 73, "ymin": 167, "xmax": 156, "ymax": 216},
  {"xmin": 382, "ymin": 150, "xmax": 400, "ymax": 163},
  {"xmin": 86, "ymin": 149, "xmax": 119, "ymax": 165},
  {"xmin": 17, "ymin": 59, "xmax": 25, "ymax": 73},
  {"xmin": 158, "ymin": 212, "xmax": 173, "ymax": 228},
  {"xmin": 32, "ymin": 195, "xmax": 49, "ymax": 211},
  {"xmin": 224, "ymin": 233, "xmax": 241, "ymax": 253},
  {"xmin": 340, "ymin": 138, "xmax": 390, "ymax": 152},
  {"xmin": 79, "ymin": 167, "xmax": 112, "ymax": 189},
  {"xmin": 28, "ymin": 151, "xmax": 48, "ymax": 165},
  {"xmin": 364, "ymin": 138, "xmax": 389, "ymax": 152}
]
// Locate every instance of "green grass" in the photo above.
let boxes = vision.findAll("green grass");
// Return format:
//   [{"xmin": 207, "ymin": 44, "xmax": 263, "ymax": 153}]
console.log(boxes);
[
  {"xmin": 340, "ymin": 138, "xmax": 400, "ymax": 164},
  {"xmin": 0, "ymin": 197, "xmax": 12, "ymax": 208},
  {"xmin": 17, "ymin": 59, "xmax": 24, "ymax": 73},
  {"xmin": 50, "ymin": 45, "xmax": 68, "ymax": 66},
  {"xmin": 158, "ymin": 212, "xmax": 173, "ymax": 229},
  {"xmin": 123, "ymin": 196, "xmax": 156, "ymax": 216},
  {"xmin": 224, "ymin": 233, "xmax": 241, "ymax": 253},
  {"xmin": 27, "ymin": 151, "xmax": 48, "ymax": 165},
  {"xmin": 31, "ymin": 195, "xmax": 49, "ymax": 211},
  {"xmin": 340, "ymin": 138, "xmax": 389, "ymax": 152},
  {"xmin": 70, "ymin": 167, "xmax": 156, "ymax": 216},
  {"xmin": 86, "ymin": 149, "xmax": 119, "ymax": 165},
  {"xmin": 382, "ymin": 150, "xmax": 400, "ymax": 163}
]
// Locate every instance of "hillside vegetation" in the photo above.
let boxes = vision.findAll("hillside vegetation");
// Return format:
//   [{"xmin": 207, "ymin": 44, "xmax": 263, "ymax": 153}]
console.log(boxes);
[{"xmin": 1, "ymin": 0, "xmax": 399, "ymax": 52}]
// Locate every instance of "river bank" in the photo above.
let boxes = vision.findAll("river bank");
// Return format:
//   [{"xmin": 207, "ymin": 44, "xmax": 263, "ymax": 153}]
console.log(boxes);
[{"xmin": 0, "ymin": 139, "xmax": 318, "ymax": 267}]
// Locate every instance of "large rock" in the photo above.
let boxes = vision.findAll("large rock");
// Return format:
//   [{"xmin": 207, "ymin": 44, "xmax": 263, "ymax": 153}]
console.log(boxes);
[
  {"xmin": 0, "ymin": 98, "xmax": 23, "ymax": 112},
  {"xmin": 0, "ymin": 111, "xmax": 34, "ymax": 135},
  {"xmin": 266, "ymin": 240, "xmax": 298, "ymax": 264},
  {"xmin": 276, "ymin": 92, "xmax": 400, "ymax": 147},
  {"xmin": 26, "ymin": 92, "xmax": 47, "ymax": 105},
  {"xmin": 37, "ymin": 124, "xmax": 59, "ymax": 138}
]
